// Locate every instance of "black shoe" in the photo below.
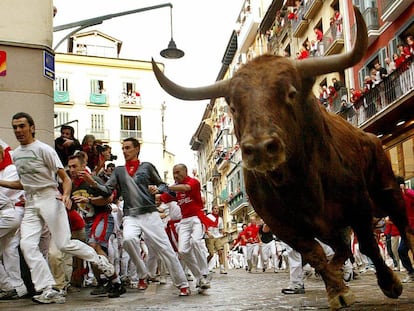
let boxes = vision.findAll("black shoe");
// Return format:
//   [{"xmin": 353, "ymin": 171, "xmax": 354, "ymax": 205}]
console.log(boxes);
[
  {"xmin": 108, "ymin": 282, "xmax": 126, "ymax": 298},
  {"xmin": 90, "ymin": 283, "xmax": 110, "ymax": 296},
  {"xmin": 281, "ymin": 286, "xmax": 305, "ymax": 294},
  {"xmin": 0, "ymin": 289, "xmax": 19, "ymax": 300}
]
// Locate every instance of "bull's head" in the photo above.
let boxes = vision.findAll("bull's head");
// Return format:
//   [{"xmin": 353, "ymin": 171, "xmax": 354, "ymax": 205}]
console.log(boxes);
[{"xmin": 152, "ymin": 7, "xmax": 367, "ymax": 173}]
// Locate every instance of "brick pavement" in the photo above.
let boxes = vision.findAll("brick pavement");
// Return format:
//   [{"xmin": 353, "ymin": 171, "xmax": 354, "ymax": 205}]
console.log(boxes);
[{"xmin": 1, "ymin": 268, "xmax": 414, "ymax": 310}]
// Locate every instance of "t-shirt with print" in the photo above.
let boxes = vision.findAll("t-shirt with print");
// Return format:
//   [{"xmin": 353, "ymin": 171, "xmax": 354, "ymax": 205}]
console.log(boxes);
[{"xmin": 12, "ymin": 140, "xmax": 63, "ymax": 193}]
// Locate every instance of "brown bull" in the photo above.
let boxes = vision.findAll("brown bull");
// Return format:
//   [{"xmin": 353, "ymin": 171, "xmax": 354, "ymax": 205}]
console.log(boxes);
[{"xmin": 152, "ymin": 7, "xmax": 414, "ymax": 310}]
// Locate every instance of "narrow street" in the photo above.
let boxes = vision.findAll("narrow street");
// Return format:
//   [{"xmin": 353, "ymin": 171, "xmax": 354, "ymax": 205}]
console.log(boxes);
[{"xmin": 2, "ymin": 267, "xmax": 414, "ymax": 310}]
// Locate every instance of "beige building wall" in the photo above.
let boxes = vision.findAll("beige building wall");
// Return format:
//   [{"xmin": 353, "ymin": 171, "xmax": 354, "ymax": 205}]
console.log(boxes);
[
  {"xmin": 0, "ymin": 0, "xmax": 54, "ymax": 148},
  {"xmin": 54, "ymin": 54, "xmax": 168, "ymax": 174}
]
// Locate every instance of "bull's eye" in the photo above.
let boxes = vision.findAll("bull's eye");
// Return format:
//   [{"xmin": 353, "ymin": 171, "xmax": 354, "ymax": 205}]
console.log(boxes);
[{"xmin": 287, "ymin": 86, "xmax": 297, "ymax": 100}]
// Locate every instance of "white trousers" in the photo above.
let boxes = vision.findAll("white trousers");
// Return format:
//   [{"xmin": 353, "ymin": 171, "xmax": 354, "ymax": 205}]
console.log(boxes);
[
  {"xmin": 20, "ymin": 189, "xmax": 100, "ymax": 291},
  {"xmin": 240, "ymin": 245, "xmax": 248, "ymax": 268},
  {"xmin": 0, "ymin": 206, "xmax": 26, "ymax": 295},
  {"xmin": 260, "ymin": 240, "xmax": 278, "ymax": 269},
  {"xmin": 284, "ymin": 243, "xmax": 304, "ymax": 287},
  {"xmin": 123, "ymin": 213, "xmax": 188, "ymax": 288},
  {"xmin": 246, "ymin": 242, "xmax": 260, "ymax": 269},
  {"xmin": 177, "ymin": 216, "xmax": 209, "ymax": 282}
]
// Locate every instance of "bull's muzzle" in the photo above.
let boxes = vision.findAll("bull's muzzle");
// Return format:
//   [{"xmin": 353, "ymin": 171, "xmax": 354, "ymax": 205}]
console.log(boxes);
[{"xmin": 241, "ymin": 136, "xmax": 286, "ymax": 172}]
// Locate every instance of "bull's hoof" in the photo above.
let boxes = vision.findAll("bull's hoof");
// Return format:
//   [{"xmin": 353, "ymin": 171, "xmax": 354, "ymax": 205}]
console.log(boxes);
[
  {"xmin": 379, "ymin": 277, "xmax": 402, "ymax": 299},
  {"xmin": 328, "ymin": 290, "xmax": 355, "ymax": 310}
]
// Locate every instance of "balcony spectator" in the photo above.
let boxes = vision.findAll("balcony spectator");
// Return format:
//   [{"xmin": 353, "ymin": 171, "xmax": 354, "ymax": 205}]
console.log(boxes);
[
  {"xmin": 314, "ymin": 27, "xmax": 324, "ymax": 56},
  {"xmin": 314, "ymin": 27, "xmax": 323, "ymax": 42},
  {"xmin": 297, "ymin": 47, "xmax": 309, "ymax": 60},
  {"xmin": 332, "ymin": 77, "xmax": 344, "ymax": 92},
  {"xmin": 310, "ymin": 40, "xmax": 318, "ymax": 57},
  {"xmin": 327, "ymin": 84, "xmax": 337, "ymax": 107},
  {"xmin": 350, "ymin": 88, "xmax": 362, "ymax": 104},
  {"xmin": 397, "ymin": 44, "xmax": 411, "ymax": 70},
  {"xmin": 287, "ymin": 8, "xmax": 298, "ymax": 21},
  {"xmin": 374, "ymin": 62, "xmax": 388, "ymax": 82},
  {"xmin": 394, "ymin": 52, "xmax": 404, "ymax": 69},
  {"xmin": 318, "ymin": 85, "xmax": 329, "ymax": 107},
  {"xmin": 363, "ymin": 75, "xmax": 374, "ymax": 93},
  {"xmin": 334, "ymin": 10, "xmax": 343, "ymax": 38},
  {"xmin": 385, "ymin": 57, "xmax": 397, "ymax": 75},
  {"xmin": 406, "ymin": 36, "xmax": 414, "ymax": 57}
]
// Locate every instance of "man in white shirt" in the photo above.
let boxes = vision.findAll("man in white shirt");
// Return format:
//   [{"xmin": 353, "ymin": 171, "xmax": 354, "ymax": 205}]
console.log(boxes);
[{"xmin": 0, "ymin": 112, "xmax": 115, "ymax": 304}]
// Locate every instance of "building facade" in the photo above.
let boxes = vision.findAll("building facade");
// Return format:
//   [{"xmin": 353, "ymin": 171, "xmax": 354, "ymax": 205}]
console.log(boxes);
[{"xmin": 54, "ymin": 30, "xmax": 173, "ymax": 181}]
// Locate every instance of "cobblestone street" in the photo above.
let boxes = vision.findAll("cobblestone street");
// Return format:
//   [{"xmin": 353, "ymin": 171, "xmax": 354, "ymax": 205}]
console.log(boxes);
[{"xmin": 2, "ymin": 267, "xmax": 414, "ymax": 310}]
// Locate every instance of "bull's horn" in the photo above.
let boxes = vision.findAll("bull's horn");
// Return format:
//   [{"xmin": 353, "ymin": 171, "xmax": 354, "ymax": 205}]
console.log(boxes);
[
  {"xmin": 296, "ymin": 6, "xmax": 367, "ymax": 77},
  {"xmin": 151, "ymin": 58, "xmax": 230, "ymax": 100}
]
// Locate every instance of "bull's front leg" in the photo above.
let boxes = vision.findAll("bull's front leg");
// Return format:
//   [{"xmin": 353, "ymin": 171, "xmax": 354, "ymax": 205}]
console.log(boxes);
[{"xmin": 297, "ymin": 239, "xmax": 355, "ymax": 310}]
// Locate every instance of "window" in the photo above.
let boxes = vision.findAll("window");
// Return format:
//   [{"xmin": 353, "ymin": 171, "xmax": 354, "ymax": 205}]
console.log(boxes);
[
  {"xmin": 123, "ymin": 82, "xmax": 136, "ymax": 95},
  {"xmin": 91, "ymin": 114, "xmax": 105, "ymax": 131},
  {"xmin": 388, "ymin": 146, "xmax": 399, "ymax": 175},
  {"xmin": 54, "ymin": 111, "xmax": 69, "ymax": 128},
  {"xmin": 388, "ymin": 37, "xmax": 399, "ymax": 58},
  {"xmin": 121, "ymin": 115, "xmax": 141, "ymax": 131},
  {"xmin": 403, "ymin": 138, "xmax": 414, "ymax": 178},
  {"xmin": 91, "ymin": 79, "xmax": 104, "ymax": 94},
  {"xmin": 54, "ymin": 77, "xmax": 68, "ymax": 92},
  {"xmin": 76, "ymin": 44, "xmax": 87, "ymax": 55},
  {"xmin": 120, "ymin": 115, "xmax": 142, "ymax": 140}
]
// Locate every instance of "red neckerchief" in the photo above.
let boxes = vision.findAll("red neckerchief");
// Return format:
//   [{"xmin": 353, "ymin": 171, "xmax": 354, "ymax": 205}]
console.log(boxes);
[
  {"xmin": 0, "ymin": 146, "xmax": 13, "ymax": 171},
  {"xmin": 125, "ymin": 159, "xmax": 140, "ymax": 176},
  {"xmin": 73, "ymin": 169, "xmax": 90, "ymax": 188},
  {"xmin": 198, "ymin": 210, "xmax": 219, "ymax": 229}
]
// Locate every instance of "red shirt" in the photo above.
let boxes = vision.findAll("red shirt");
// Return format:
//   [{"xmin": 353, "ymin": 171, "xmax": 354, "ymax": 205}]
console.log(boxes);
[
  {"xmin": 244, "ymin": 224, "xmax": 260, "ymax": 244},
  {"xmin": 403, "ymin": 188, "xmax": 414, "ymax": 229},
  {"xmin": 175, "ymin": 176, "xmax": 204, "ymax": 219},
  {"xmin": 315, "ymin": 29, "xmax": 323, "ymax": 41},
  {"xmin": 383, "ymin": 222, "xmax": 400, "ymax": 236}
]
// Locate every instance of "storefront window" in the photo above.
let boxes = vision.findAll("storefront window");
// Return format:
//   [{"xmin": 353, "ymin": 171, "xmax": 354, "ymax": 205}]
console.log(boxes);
[
  {"xmin": 403, "ymin": 138, "xmax": 414, "ymax": 178},
  {"xmin": 388, "ymin": 146, "xmax": 399, "ymax": 175}
]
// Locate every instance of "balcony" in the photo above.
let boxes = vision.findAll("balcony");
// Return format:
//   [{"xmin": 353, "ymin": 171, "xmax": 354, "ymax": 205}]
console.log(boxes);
[
  {"xmin": 364, "ymin": 7, "xmax": 380, "ymax": 45},
  {"xmin": 291, "ymin": 6, "xmax": 309, "ymax": 38},
  {"xmin": 89, "ymin": 93, "xmax": 107, "ymax": 105},
  {"xmin": 338, "ymin": 62, "xmax": 414, "ymax": 138},
  {"xmin": 216, "ymin": 150, "xmax": 230, "ymax": 171},
  {"xmin": 329, "ymin": 87, "xmax": 348, "ymax": 114},
  {"xmin": 364, "ymin": 7, "xmax": 379, "ymax": 32},
  {"xmin": 54, "ymin": 91, "xmax": 70, "ymax": 103},
  {"xmin": 237, "ymin": 7, "xmax": 261, "ymax": 53},
  {"xmin": 120, "ymin": 129, "xmax": 142, "ymax": 140},
  {"xmin": 120, "ymin": 92, "xmax": 142, "ymax": 109},
  {"xmin": 227, "ymin": 190, "xmax": 249, "ymax": 214},
  {"xmin": 85, "ymin": 128, "xmax": 110, "ymax": 141},
  {"xmin": 381, "ymin": 0, "xmax": 413, "ymax": 22},
  {"xmin": 303, "ymin": 0, "xmax": 323, "ymax": 20},
  {"xmin": 322, "ymin": 23, "xmax": 344, "ymax": 56}
]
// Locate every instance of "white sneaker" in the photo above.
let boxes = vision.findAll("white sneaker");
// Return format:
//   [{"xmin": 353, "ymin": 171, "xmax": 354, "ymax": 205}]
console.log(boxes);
[
  {"xmin": 199, "ymin": 275, "xmax": 211, "ymax": 290},
  {"xmin": 159, "ymin": 276, "xmax": 167, "ymax": 284},
  {"xmin": 96, "ymin": 255, "xmax": 115, "ymax": 278},
  {"xmin": 402, "ymin": 274, "xmax": 414, "ymax": 283},
  {"xmin": 32, "ymin": 288, "xmax": 66, "ymax": 304}
]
